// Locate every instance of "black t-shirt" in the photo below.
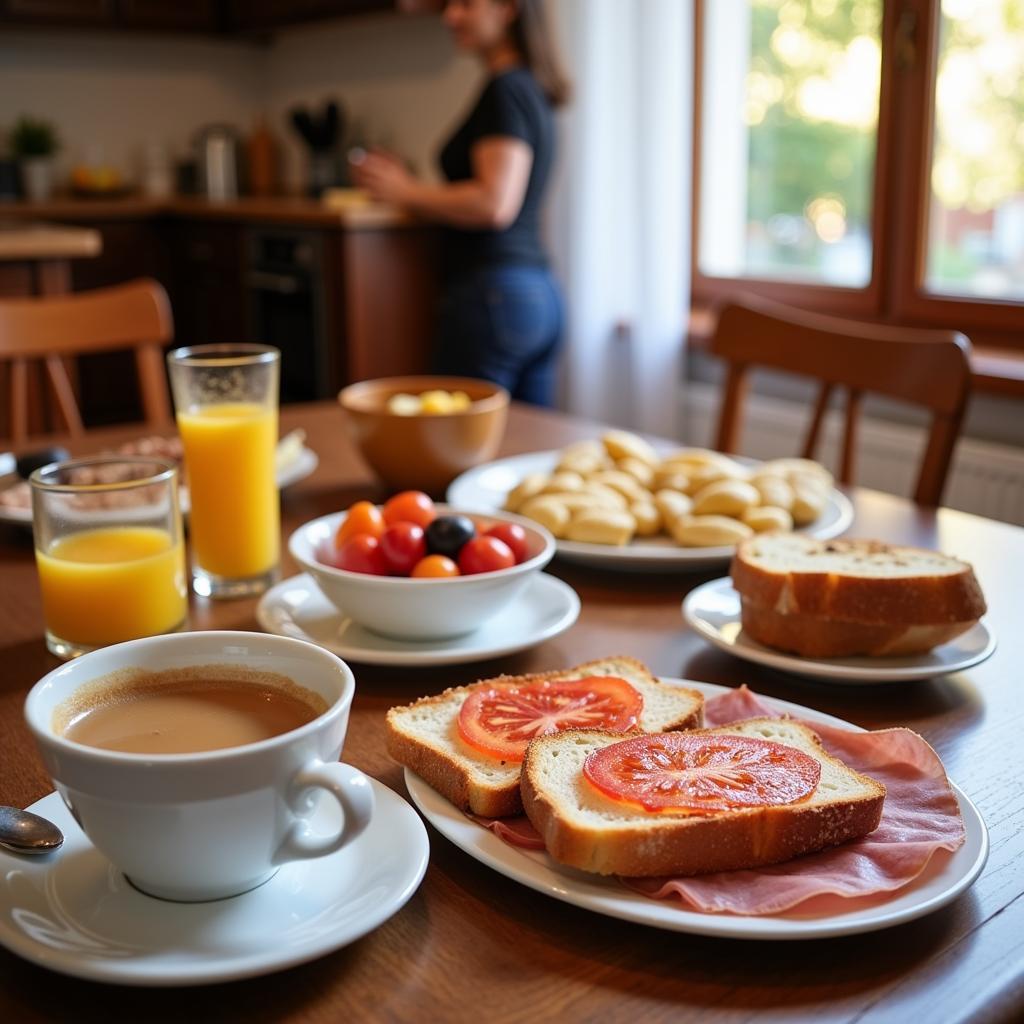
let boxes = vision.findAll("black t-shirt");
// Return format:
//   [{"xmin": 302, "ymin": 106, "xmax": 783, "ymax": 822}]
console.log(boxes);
[{"xmin": 438, "ymin": 67, "xmax": 555, "ymax": 280}]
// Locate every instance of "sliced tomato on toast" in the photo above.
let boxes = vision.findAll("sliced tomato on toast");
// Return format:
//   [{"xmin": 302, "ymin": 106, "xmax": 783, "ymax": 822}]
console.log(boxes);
[
  {"xmin": 584, "ymin": 733, "xmax": 821, "ymax": 813},
  {"xmin": 458, "ymin": 676, "xmax": 643, "ymax": 763}
]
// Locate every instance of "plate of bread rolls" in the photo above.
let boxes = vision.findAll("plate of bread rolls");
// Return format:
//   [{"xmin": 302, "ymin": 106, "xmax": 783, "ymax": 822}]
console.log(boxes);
[{"xmin": 447, "ymin": 431, "xmax": 853, "ymax": 572}]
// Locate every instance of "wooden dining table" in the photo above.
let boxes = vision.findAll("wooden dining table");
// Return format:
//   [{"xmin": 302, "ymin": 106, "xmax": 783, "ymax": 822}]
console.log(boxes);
[{"xmin": 1, "ymin": 400, "xmax": 1022, "ymax": 1024}]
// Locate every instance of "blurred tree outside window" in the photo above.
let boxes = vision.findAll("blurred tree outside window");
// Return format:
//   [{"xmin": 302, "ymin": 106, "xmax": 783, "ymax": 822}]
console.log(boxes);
[
  {"xmin": 926, "ymin": 0, "xmax": 1024, "ymax": 300},
  {"xmin": 698, "ymin": 0, "xmax": 882, "ymax": 287}
]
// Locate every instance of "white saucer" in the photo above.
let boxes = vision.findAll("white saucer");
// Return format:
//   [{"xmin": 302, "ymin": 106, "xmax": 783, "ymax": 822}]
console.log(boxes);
[
  {"xmin": 0, "ymin": 781, "xmax": 428, "ymax": 986},
  {"xmin": 405, "ymin": 679, "xmax": 988, "ymax": 939},
  {"xmin": 257, "ymin": 572, "xmax": 581, "ymax": 666},
  {"xmin": 682, "ymin": 577, "xmax": 997, "ymax": 683},
  {"xmin": 447, "ymin": 450, "xmax": 854, "ymax": 573}
]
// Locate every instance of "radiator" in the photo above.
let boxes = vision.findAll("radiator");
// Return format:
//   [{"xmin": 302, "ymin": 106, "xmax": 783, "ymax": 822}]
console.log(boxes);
[{"xmin": 681, "ymin": 384, "xmax": 1024, "ymax": 526}]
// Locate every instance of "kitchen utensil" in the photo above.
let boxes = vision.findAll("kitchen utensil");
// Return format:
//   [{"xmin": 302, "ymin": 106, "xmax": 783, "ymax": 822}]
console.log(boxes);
[{"xmin": 0, "ymin": 805, "xmax": 64, "ymax": 855}]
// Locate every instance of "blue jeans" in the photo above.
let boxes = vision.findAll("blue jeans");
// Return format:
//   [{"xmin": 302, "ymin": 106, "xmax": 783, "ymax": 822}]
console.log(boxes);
[{"xmin": 434, "ymin": 266, "xmax": 564, "ymax": 407}]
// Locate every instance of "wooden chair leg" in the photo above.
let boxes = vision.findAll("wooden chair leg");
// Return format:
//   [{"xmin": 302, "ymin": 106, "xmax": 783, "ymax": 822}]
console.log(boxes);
[
  {"xmin": 715, "ymin": 364, "xmax": 749, "ymax": 454},
  {"xmin": 802, "ymin": 382, "xmax": 834, "ymax": 460},
  {"xmin": 11, "ymin": 358, "xmax": 28, "ymax": 443},
  {"xmin": 840, "ymin": 389, "xmax": 862, "ymax": 486},
  {"xmin": 45, "ymin": 354, "xmax": 84, "ymax": 436}
]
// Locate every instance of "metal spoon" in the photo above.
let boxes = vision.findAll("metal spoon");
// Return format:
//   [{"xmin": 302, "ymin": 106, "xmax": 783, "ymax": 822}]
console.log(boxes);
[{"xmin": 0, "ymin": 806, "xmax": 64, "ymax": 855}]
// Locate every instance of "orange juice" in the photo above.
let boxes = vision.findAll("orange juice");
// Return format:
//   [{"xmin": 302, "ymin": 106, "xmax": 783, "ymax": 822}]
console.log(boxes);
[
  {"xmin": 36, "ymin": 526, "xmax": 187, "ymax": 647},
  {"xmin": 177, "ymin": 402, "xmax": 279, "ymax": 578}
]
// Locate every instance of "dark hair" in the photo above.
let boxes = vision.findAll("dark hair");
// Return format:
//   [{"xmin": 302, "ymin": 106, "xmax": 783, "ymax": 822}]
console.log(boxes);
[{"xmin": 507, "ymin": 0, "xmax": 571, "ymax": 107}]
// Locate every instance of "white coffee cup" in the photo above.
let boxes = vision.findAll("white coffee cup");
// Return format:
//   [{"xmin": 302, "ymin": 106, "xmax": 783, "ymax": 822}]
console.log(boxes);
[{"xmin": 25, "ymin": 631, "xmax": 374, "ymax": 902}]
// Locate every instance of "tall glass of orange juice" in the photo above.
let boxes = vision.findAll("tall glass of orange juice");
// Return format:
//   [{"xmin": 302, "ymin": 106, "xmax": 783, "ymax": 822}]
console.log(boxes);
[
  {"xmin": 167, "ymin": 344, "xmax": 281, "ymax": 598},
  {"xmin": 30, "ymin": 457, "xmax": 187, "ymax": 659}
]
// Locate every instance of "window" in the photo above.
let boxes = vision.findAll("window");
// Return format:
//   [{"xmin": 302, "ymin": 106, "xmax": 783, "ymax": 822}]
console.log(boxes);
[
  {"xmin": 693, "ymin": 0, "xmax": 1024, "ymax": 348},
  {"xmin": 925, "ymin": 0, "xmax": 1024, "ymax": 300}
]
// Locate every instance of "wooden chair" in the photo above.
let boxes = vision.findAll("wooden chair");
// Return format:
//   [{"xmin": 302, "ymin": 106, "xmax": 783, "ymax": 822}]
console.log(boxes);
[
  {"xmin": 710, "ymin": 296, "xmax": 972, "ymax": 506},
  {"xmin": 0, "ymin": 278, "xmax": 173, "ymax": 442}
]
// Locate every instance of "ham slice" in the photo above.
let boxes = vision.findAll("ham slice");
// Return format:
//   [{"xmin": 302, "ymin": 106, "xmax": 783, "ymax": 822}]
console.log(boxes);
[{"xmin": 468, "ymin": 686, "xmax": 966, "ymax": 916}]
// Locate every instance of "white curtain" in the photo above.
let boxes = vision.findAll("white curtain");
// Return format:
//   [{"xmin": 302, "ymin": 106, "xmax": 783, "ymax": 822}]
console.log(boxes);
[{"xmin": 549, "ymin": 0, "xmax": 693, "ymax": 438}]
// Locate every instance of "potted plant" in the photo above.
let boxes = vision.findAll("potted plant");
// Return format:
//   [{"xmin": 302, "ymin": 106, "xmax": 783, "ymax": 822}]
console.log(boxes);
[{"xmin": 10, "ymin": 116, "xmax": 60, "ymax": 202}]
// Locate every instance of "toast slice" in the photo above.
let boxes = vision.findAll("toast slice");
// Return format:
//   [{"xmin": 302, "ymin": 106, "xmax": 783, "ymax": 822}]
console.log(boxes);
[
  {"xmin": 731, "ymin": 534, "xmax": 986, "ymax": 657},
  {"xmin": 386, "ymin": 657, "xmax": 704, "ymax": 818},
  {"xmin": 521, "ymin": 718, "xmax": 885, "ymax": 877}
]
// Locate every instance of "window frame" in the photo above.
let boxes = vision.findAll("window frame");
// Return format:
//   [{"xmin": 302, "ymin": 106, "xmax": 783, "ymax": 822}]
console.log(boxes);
[{"xmin": 690, "ymin": 0, "xmax": 1024, "ymax": 348}]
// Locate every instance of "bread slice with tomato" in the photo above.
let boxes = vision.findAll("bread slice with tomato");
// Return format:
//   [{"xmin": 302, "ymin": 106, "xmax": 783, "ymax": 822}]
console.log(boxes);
[
  {"xmin": 386, "ymin": 657, "xmax": 704, "ymax": 818},
  {"xmin": 520, "ymin": 717, "xmax": 885, "ymax": 876}
]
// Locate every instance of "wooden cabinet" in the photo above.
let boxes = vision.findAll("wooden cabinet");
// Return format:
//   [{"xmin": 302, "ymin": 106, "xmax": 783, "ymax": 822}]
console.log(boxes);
[
  {"xmin": 0, "ymin": 0, "xmax": 114, "ymax": 25},
  {"xmin": 167, "ymin": 220, "xmax": 247, "ymax": 349},
  {"xmin": 117, "ymin": 0, "xmax": 219, "ymax": 31},
  {"xmin": 1, "ymin": 0, "xmax": 441, "ymax": 31}
]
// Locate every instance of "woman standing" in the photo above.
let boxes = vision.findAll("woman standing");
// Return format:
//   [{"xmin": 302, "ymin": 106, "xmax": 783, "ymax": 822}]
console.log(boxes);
[{"xmin": 351, "ymin": 0, "xmax": 569, "ymax": 406}]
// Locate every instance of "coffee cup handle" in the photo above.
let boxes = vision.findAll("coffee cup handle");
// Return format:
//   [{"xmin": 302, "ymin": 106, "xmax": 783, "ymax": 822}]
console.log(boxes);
[{"xmin": 275, "ymin": 760, "xmax": 375, "ymax": 863}]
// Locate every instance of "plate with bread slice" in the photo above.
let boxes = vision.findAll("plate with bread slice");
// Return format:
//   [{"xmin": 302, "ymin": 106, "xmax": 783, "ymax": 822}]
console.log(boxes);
[
  {"xmin": 397, "ymin": 669, "xmax": 987, "ymax": 939},
  {"xmin": 683, "ymin": 534, "xmax": 996, "ymax": 682},
  {"xmin": 447, "ymin": 436, "xmax": 853, "ymax": 572},
  {"xmin": 0, "ymin": 430, "xmax": 317, "ymax": 528}
]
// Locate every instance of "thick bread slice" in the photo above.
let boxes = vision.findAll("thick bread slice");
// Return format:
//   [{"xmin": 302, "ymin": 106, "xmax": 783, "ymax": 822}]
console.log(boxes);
[
  {"xmin": 521, "ymin": 718, "xmax": 885, "ymax": 877},
  {"xmin": 738, "ymin": 600, "xmax": 979, "ymax": 657},
  {"xmin": 386, "ymin": 657, "xmax": 703, "ymax": 818},
  {"xmin": 731, "ymin": 534, "xmax": 985, "ymax": 637}
]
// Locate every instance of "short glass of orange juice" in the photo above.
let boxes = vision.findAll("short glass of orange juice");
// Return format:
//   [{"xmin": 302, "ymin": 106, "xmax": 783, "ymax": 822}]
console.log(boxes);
[
  {"xmin": 30, "ymin": 457, "xmax": 188, "ymax": 660},
  {"xmin": 167, "ymin": 344, "xmax": 281, "ymax": 599}
]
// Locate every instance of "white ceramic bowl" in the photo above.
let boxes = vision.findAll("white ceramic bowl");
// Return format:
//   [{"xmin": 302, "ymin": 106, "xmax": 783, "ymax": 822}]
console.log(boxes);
[{"xmin": 288, "ymin": 505, "xmax": 556, "ymax": 641}]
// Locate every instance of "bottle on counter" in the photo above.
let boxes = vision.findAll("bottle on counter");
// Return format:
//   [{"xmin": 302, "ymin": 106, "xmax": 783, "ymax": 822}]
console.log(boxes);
[{"xmin": 247, "ymin": 116, "xmax": 279, "ymax": 197}]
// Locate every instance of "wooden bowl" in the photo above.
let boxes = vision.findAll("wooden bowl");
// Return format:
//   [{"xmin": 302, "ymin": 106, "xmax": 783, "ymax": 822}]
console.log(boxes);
[{"xmin": 338, "ymin": 376, "xmax": 509, "ymax": 495}]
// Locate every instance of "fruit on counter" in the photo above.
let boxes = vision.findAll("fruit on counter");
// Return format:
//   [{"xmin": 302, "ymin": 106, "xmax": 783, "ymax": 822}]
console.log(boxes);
[
  {"xmin": 318, "ymin": 494, "xmax": 531, "ymax": 576},
  {"xmin": 386, "ymin": 390, "xmax": 473, "ymax": 416},
  {"xmin": 505, "ymin": 432, "xmax": 833, "ymax": 548},
  {"xmin": 71, "ymin": 164, "xmax": 124, "ymax": 193}
]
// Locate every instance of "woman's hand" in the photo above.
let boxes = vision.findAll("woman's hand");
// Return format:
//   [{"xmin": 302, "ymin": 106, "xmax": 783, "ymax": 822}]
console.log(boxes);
[{"xmin": 349, "ymin": 150, "xmax": 419, "ymax": 204}]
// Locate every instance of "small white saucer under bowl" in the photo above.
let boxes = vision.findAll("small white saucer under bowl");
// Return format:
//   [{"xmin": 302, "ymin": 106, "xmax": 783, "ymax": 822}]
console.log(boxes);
[
  {"xmin": 257, "ymin": 572, "xmax": 580, "ymax": 667},
  {"xmin": 0, "ymin": 781, "xmax": 428, "ymax": 986},
  {"xmin": 682, "ymin": 576, "xmax": 997, "ymax": 684}
]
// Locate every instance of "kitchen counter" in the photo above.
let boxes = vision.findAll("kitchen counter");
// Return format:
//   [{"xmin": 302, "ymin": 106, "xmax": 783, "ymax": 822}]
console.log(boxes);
[
  {"xmin": 1, "ymin": 193, "xmax": 416, "ymax": 231},
  {"xmin": 0, "ymin": 219, "xmax": 102, "ymax": 260}
]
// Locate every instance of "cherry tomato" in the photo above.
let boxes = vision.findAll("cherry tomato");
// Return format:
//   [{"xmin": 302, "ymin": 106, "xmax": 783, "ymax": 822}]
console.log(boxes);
[
  {"xmin": 425, "ymin": 514, "xmax": 476, "ymax": 558},
  {"xmin": 336, "ymin": 533, "xmax": 389, "ymax": 575},
  {"xmin": 382, "ymin": 491, "xmax": 436, "ymax": 529},
  {"xmin": 335, "ymin": 500, "xmax": 385, "ymax": 548},
  {"xmin": 458, "ymin": 676, "xmax": 643, "ymax": 763},
  {"xmin": 457, "ymin": 535, "xmax": 515, "ymax": 575},
  {"xmin": 410, "ymin": 554, "xmax": 461, "ymax": 578},
  {"xmin": 379, "ymin": 522, "xmax": 427, "ymax": 575},
  {"xmin": 484, "ymin": 522, "xmax": 529, "ymax": 563}
]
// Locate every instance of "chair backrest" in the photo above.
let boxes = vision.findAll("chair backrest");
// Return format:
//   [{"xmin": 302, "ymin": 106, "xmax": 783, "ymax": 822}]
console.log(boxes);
[
  {"xmin": 709, "ymin": 297, "xmax": 972, "ymax": 507},
  {"xmin": 0, "ymin": 278, "xmax": 173, "ymax": 442}
]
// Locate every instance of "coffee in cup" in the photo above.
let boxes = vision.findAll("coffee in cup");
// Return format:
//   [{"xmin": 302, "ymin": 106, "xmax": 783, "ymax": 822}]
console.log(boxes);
[
  {"xmin": 26, "ymin": 631, "xmax": 374, "ymax": 902},
  {"xmin": 56, "ymin": 666, "xmax": 327, "ymax": 754}
]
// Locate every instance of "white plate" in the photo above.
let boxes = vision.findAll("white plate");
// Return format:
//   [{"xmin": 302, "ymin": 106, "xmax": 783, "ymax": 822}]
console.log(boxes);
[
  {"xmin": 447, "ymin": 451, "xmax": 854, "ymax": 572},
  {"xmin": 0, "ymin": 445, "xmax": 319, "ymax": 527},
  {"xmin": 256, "ymin": 571, "xmax": 581, "ymax": 667},
  {"xmin": 0, "ymin": 779, "xmax": 428, "ymax": 986},
  {"xmin": 682, "ymin": 577, "xmax": 997, "ymax": 683},
  {"xmin": 404, "ymin": 679, "xmax": 987, "ymax": 939}
]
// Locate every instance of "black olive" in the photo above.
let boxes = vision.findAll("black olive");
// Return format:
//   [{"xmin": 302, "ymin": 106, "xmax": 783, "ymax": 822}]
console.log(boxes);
[{"xmin": 425, "ymin": 515, "xmax": 476, "ymax": 558}]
